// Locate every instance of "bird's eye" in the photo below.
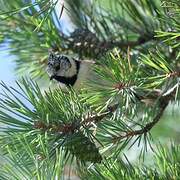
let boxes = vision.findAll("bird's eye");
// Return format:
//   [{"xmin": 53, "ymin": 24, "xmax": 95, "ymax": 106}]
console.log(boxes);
[{"xmin": 55, "ymin": 65, "xmax": 60, "ymax": 71}]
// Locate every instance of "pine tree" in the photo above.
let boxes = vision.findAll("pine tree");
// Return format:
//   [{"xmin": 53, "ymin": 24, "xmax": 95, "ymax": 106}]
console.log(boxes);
[{"xmin": 0, "ymin": 0, "xmax": 179, "ymax": 179}]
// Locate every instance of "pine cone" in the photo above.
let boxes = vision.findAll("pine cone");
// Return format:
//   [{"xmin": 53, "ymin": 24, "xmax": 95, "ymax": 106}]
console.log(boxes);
[
  {"xmin": 69, "ymin": 28, "xmax": 105, "ymax": 58},
  {"xmin": 64, "ymin": 131, "xmax": 102, "ymax": 163}
]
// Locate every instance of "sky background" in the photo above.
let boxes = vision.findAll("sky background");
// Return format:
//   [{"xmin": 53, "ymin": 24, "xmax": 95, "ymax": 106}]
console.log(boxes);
[{"xmin": 0, "ymin": 51, "xmax": 16, "ymax": 84}]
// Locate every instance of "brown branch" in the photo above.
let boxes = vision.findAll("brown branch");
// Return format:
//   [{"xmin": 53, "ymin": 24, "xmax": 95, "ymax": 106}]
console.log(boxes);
[
  {"xmin": 166, "ymin": 71, "xmax": 180, "ymax": 78},
  {"xmin": 103, "ymin": 34, "xmax": 155, "ymax": 50},
  {"xmin": 33, "ymin": 104, "xmax": 119, "ymax": 134},
  {"xmin": 33, "ymin": 121, "xmax": 76, "ymax": 134},
  {"xmin": 33, "ymin": 83, "xmax": 176, "ymax": 138},
  {"xmin": 113, "ymin": 88, "xmax": 176, "ymax": 143},
  {"xmin": 113, "ymin": 82, "xmax": 128, "ymax": 90}
]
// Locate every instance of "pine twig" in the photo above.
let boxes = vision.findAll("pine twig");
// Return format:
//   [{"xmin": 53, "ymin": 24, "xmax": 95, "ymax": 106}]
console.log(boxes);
[
  {"xmin": 33, "ymin": 121, "xmax": 77, "ymax": 134},
  {"xmin": 82, "ymin": 104, "xmax": 118, "ymax": 125},
  {"xmin": 112, "ymin": 88, "xmax": 176, "ymax": 143},
  {"xmin": 104, "ymin": 34, "xmax": 155, "ymax": 49},
  {"xmin": 33, "ymin": 104, "xmax": 119, "ymax": 134}
]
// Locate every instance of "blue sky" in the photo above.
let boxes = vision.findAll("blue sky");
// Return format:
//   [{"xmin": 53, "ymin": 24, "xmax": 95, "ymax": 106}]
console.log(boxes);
[{"xmin": 0, "ymin": 52, "xmax": 16, "ymax": 85}]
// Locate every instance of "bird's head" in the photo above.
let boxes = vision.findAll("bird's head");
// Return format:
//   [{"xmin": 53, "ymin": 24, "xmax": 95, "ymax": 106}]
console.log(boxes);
[{"xmin": 46, "ymin": 52, "xmax": 72, "ymax": 80}]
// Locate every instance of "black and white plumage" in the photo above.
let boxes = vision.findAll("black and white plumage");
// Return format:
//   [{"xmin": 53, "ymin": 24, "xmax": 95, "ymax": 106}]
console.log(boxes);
[{"xmin": 46, "ymin": 52, "xmax": 94, "ymax": 89}]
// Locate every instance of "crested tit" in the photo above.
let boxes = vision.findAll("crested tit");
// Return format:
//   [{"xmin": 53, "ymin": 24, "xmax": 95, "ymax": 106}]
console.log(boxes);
[{"xmin": 46, "ymin": 52, "xmax": 95, "ymax": 89}]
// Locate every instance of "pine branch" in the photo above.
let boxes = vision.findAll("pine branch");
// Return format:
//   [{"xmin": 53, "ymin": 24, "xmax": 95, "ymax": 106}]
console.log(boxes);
[
  {"xmin": 81, "ymin": 85, "xmax": 177, "ymax": 145},
  {"xmin": 112, "ymin": 87, "xmax": 176, "ymax": 143},
  {"xmin": 0, "ymin": 78, "xmax": 103, "ymax": 164},
  {"xmin": 104, "ymin": 33, "xmax": 155, "ymax": 49},
  {"xmin": 81, "ymin": 104, "xmax": 118, "ymax": 125}
]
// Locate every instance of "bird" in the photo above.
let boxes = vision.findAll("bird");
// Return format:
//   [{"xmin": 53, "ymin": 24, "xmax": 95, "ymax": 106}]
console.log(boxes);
[{"xmin": 46, "ymin": 51, "xmax": 95, "ymax": 89}]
